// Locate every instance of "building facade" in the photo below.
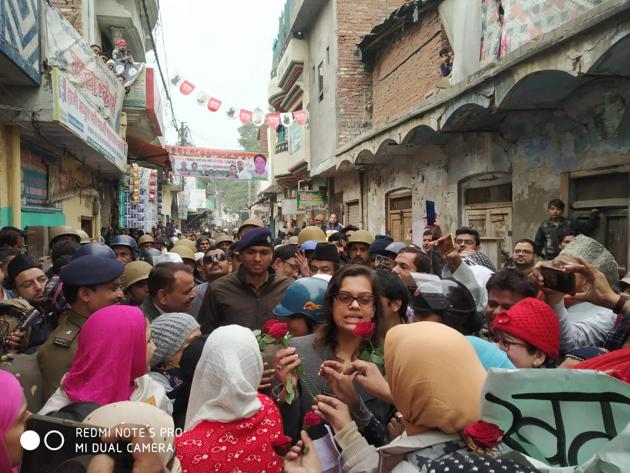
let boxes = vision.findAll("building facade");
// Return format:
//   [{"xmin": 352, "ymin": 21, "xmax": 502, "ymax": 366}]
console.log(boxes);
[
  {"xmin": 0, "ymin": 0, "xmax": 170, "ymax": 255},
  {"xmin": 266, "ymin": 0, "xmax": 630, "ymax": 269}
]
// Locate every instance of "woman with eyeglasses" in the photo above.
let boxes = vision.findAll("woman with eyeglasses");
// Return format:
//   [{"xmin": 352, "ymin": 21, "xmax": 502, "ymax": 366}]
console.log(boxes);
[
  {"xmin": 491, "ymin": 297, "xmax": 560, "ymax": 368},
  {"xmin": 273, "ymin": 265, "xmax": 393, "ymax": 455}
]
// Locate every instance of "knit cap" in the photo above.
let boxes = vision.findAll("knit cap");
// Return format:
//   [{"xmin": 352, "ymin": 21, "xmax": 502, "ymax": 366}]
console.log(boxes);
[
  {"xmin": 150, "ymin": 313, "xmax": 200, "ymax": 368},
  {"xmin": 491, "ymin": 297, "xmax": 560, "ymax": 359},
  {"xmin": 560, "ymin": 234, "xmax": 618, "ymax": 287}
]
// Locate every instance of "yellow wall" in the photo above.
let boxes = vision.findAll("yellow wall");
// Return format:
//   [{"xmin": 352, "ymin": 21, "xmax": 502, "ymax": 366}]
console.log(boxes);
[
  {"xmin": 0, "ymin": 126, "xmax": 10, "ymax": 225},
  {"xmin": 61, "ymin": 159, "xmax": 101, "ymax": 237},
  {"xmin": 161, "ymin": 186, "xmax": 172, "ymax": 219}
]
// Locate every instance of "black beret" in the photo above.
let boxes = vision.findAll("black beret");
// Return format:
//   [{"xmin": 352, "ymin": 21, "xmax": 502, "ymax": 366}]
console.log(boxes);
[
  {"xmin": 235, "ymin": 227, "xmax": 273, "ymax": 252},
  {"xmin": 7, "ymin": 254, "xmax": 40, "ymax": 287},
  {"xmin": 311, "ymin": 243, "xmax": 339, "ymax": 263},
  {"xmin": 60, "ymin": 255, "xmax": 124, "ymax": 286}
]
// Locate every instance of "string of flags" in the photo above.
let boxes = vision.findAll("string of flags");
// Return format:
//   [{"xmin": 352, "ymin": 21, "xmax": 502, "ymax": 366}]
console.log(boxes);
[{"xmin": 170, "ymin": 73, "xmax": 309, "ymax": 128}]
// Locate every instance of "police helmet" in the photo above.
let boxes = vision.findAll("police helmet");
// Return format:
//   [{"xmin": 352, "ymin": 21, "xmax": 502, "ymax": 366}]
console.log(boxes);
[{"xmin": 273, "ymin": 277, "xmax": 328, "ymax": 324}]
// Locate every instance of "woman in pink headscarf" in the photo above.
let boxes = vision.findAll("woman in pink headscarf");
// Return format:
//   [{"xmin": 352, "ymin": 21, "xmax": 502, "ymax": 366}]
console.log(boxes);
[
  {"xmin": 1, "ymin": 370, "xmax": 30, "ymax": 473},
  {"xmin": 39, "ymin": 305, "xmax": 172, "ymax": 415}
]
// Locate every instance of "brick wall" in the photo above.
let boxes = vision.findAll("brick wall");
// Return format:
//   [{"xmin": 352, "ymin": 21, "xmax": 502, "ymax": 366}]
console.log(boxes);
[
  {"xmin": 335, "ymin": 0, "xmax": 406, "ymax": 147},
  {"xmin": 51, "ymin": 0, "xmax": 83, "ymax": 36},
  {"xmin": 371, "ymin": 8, "xmax": 449, "ymax": 126}
]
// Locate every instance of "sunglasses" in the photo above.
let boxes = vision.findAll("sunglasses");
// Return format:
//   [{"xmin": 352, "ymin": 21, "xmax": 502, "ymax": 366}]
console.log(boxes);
[{"xmin": 204, "ymin": 254, "xmax": 228, "ymax": 264}]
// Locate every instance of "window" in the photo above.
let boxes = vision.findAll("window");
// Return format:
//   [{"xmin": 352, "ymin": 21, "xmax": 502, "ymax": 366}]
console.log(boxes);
[{"xmin": 318, "ymin": 62, "xmax": 324, "ymax": 101}]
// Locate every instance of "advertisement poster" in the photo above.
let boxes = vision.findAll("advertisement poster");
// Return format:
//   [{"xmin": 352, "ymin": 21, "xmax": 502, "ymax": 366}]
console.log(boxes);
[
  {"xmin": 167, "ymin": 146, "xmax": 268, "ymax": 181},
  {"xmin": 297, "ymin": 190, "xmax": 327, "ymax": 211},
  {"xmin": 21, "ymin": 149, "xmax": 49, "ymax": 207},
  {"xmin": 52, "ymin": 68, "xmax": 127, "ymax": 171}
]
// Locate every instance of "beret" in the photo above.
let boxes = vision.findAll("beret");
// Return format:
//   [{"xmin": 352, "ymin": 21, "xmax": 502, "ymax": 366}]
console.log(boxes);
[
  {"xmin": 60, "ymin": 255, "xmax": 124, "ymax": 286},
  {"xmin": 235, "ymin": 227, "xmax": 273, "ymax": 252}
]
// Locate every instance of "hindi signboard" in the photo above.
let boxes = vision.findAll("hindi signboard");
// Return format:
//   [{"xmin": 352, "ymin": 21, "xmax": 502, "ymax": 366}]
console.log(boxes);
[
  {"xmin": 167, "ymin": 146, "xmax": 268, "ymax": 181},
  {"xmin": 52, "ymin": 68, "xmax": 127, "ymax": 171},
  {"xmin": 297, "ymin": 191, "xmax": 327, "ymax": 212},
  {"xmin": 45, "ymin": 4, "xmax": 124, "ymax": 130}
]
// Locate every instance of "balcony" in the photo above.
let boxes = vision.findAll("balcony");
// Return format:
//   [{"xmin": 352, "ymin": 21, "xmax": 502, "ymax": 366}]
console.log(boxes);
[
  {"xmin": 0, "ymin": 0, "xmax": 41, "ymax": 85},
  {"xmin": 276, "ymin": 37, "xmax": 307, "ymax": 92},
  {"xmin": 96, "ymin": 0, "xmax": 159, "ymax": 62},
  {"xmin": 272, "ymin": 123, "xmax": 308, "ymax": 180},
  {"xmin": 123, "ymin": 67, "xmax": 164, "ymax": 143},
  {"xmin": 480, "ymin": 0, "xmax": 605, "ymax": 68},
  {"xmin": 268, "ymin": 69, "xmax": 287, "ymax": 109}
]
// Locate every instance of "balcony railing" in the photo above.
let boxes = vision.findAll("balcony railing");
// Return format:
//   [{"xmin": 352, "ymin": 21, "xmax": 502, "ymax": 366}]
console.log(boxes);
[{"xmin": 276, "ymin": 141, "xmax": 289, "ymax": 153}]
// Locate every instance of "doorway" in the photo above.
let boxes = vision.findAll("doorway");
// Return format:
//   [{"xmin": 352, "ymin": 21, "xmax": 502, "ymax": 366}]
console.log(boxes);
[{"xmin": 387, "ymin": 191, "xmax": 412, "ymax": 242}]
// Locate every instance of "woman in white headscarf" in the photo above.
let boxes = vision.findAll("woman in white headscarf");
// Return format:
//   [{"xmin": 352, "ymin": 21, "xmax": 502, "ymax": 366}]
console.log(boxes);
[{"xmin": 176, "ymin": 325, "xmax": 286, "ymax": 473}]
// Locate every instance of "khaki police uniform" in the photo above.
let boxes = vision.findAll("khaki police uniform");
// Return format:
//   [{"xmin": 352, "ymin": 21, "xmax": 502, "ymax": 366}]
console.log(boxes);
[{"xmin": 37, "ymin": 310, "xmax": 87, "ymax": 400}]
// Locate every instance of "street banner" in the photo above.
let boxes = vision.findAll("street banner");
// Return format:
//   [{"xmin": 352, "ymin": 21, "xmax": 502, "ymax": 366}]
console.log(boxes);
[
  {"xmin": 167, "ymin": 146, "xmax": 269, "ymax": 181},
  {"xmin": 480, "ymin": 369, "xmax": 630, "ymax": 468},
  {"xmin": 297, "ymin": 191, "xmax": 328, "ymax": 212},
  {"xmin": 45, "ymin": 4, "xmax": 124, "ymax": 130},
  {"xmin": 52, "ymin": 68, "xmax": 127, "ymax": 171}
]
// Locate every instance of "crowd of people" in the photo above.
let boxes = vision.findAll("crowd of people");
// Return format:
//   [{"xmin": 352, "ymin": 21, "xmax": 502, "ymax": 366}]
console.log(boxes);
[{"xmin": 0, "ymin": 198, "xmax": 629, "ymax": 472}]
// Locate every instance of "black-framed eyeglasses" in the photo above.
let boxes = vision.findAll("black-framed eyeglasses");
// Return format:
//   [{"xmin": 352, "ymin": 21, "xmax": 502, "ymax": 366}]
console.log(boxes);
[
  {"xmin": 204, "ymin": 254, "xmax": 228, "ymax": 264},
  {"xmin": 335, "ymin": 291, "xmax": 374, "ymax": 306}
]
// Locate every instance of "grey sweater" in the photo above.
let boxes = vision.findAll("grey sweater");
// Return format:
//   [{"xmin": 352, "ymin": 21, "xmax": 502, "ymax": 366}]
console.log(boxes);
[{"xmin": 272, "ymin": 333, "xmax": 392, "ymax": 443}]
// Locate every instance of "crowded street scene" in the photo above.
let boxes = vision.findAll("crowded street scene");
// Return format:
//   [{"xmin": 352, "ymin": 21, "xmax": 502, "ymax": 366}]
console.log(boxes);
[{"xmin": 1, "ymin": 0, "xmax": 630, "ymax": 472}]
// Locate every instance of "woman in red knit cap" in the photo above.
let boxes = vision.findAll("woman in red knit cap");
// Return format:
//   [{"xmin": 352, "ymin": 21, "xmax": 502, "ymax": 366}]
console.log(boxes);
[{"xmin": 491, "ymin": 297, "xmax": 560, "ymax": 368}]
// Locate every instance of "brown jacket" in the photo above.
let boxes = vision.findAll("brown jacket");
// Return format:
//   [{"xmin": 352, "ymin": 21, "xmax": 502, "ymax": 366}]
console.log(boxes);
[{"xmin": 197, "ymin": 268, "xmax": 292, "ymax": 334}]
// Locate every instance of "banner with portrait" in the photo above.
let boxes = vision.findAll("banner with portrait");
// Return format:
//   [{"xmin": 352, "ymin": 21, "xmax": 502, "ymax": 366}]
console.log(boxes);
[{"xmin": 167, "ymin": 146, "xmax": 268, "ymax": 181}]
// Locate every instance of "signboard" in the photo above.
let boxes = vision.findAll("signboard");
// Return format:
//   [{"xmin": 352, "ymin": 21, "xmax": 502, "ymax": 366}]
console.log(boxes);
[
  {"xmin": 21, "ymin": 148, "xmax": 48, "ymax": 207},
  {"xmin": 52, "ymin": 68, "xmax": 127, "ymax": 171},
  {"xmin": 282, "ymin": 198, "xmax": 298, "ymax": 215},
  {"xmin": 480, "ymin": 369, "xmax": 630, "ymax": 468},
  {"xmin": 289, "ymin": 123, "xmax": 302, "ymax": 154},
  {"xmin": 298, "ymin": 191, "xmax": 327, "ymax": 211},
  {"xmin": 45, "ymin": 3, "xmax": 124, "ymax": 129},
  {"xmin": 167, "ymin": 146, "xmax": 268, "ymax": 181},
  {"xmin": 123, "ymin": 68, "xmax": 164, "ymax": 137}
]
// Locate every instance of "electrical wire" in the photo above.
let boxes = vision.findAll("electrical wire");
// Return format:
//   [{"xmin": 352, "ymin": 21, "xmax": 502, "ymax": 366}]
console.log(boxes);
[{"xmin": 140, "ymin": 0, "xmax": 178, "ymax": 130}]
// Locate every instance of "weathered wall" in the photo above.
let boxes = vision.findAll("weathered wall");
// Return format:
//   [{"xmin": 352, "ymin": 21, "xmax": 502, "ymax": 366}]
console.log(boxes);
[
  {"xmin": 51, "ymin": 0, "xmax": 83, "ymax": 35},
  {"xmin": 308, "ymin": 0, "xmax": 338, "ymax": 169},
  {"xmin": 335, "ymin": 0, "xmax": 407, "ymax": 147},
  {"xmin": 358, "ymin": 77, "xmax": 630, "ymax": 243},
  {"xmin": 0, "ymin": 127, "xmax": 12, "ymax": 225},
  {"xmin": 371, "ymin": 8, "xmax": 449, "ymax": 126}
]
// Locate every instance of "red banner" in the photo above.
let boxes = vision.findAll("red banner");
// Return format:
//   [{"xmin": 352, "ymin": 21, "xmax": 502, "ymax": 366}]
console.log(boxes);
[
  {"xmin": 239, "ymin": 109, "xmax": 253, "ymax": 124},
  {"xmin": 179, "ymin": 80, "xmax": 195, "ymax": 95},
  {"xmin": 207, "ymin": 97, "xmax": 222, "ymax": 112}
]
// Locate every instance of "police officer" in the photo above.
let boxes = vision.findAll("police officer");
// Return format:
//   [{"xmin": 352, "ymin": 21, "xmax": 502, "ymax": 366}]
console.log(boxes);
[
  {"xmin": 138, "ymin": 234, "xmax": 155, "ymax": 250},
  {"xmin": 110, "ymin": 234, "xmax": 139, "ymax": 265},
  {"xmin": 122, "ymin": 260, "xmax": 152, "ymax": 305},
  {"xmin": 37, "ymin": 255, "xmax": 124, "ymax": 400}
]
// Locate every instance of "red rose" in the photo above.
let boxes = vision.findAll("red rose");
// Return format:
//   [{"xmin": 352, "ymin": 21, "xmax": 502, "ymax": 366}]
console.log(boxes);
[
  {"xmin": 262, "ymin": 319, "xmax": 278, "ymax": 335},
  {"xmin": 303, "ymin": 411, "xmax": 321, "ymax": 427},
  {"xmin": 268, "ymin": 322, "xmax": 289, "ymax": 339},
  {"xmin": 353, "ymin": 321, "xmax": 376, "ymax": 338},
  {"xmin": 463, "ymin": 420, "xmax": 503, "ymax": 448},
  {"xmin": 271, "ymin": 434, "xmax": 292, "ymax": 456}
]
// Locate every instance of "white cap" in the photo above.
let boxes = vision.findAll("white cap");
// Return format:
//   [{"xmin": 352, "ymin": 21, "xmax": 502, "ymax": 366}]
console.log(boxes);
[
  {"xmin": 154, "ymin": 252, "xmax": 184, "ymax": 265},
  {"xmin": 194, "ymin": 251, "xmax": 205, "ymax": 262}
]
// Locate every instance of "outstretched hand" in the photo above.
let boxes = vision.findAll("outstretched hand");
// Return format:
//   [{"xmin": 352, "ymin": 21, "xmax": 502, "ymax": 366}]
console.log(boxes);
[{"xmin": 283, "ymin": 430, "xmax": 322, "ymax": 473}]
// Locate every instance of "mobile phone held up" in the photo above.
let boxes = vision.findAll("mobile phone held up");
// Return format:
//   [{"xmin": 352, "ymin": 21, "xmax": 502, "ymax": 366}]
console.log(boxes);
[
  {"xmin": 426, "ymin": 200, "xmax": 436, "ymax": 226},
  {"xmin": 20, "ymin": 415, "xmax": 134, "ymax": 473},
  {"xmin": 540, "ymin": 266, "xmax": 576, "ymax": 295}
]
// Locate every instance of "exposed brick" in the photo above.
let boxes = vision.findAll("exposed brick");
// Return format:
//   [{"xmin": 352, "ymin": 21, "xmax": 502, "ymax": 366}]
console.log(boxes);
[
  {"xmin": 50, "ymin": 0, "xmax": 83, "ymax": 37},
  {"xmin": 370, "ymin": 8, "xmax": 449, "ymax": 126}
]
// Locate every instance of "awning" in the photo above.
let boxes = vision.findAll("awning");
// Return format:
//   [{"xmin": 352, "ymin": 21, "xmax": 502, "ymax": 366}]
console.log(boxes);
[{"xmin": 126, "ymin": 135, "xmax": 170, "ymax": 171}]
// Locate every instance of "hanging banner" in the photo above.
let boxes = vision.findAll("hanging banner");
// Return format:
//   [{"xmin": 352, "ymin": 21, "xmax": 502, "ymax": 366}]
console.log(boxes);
[
  {"xmin": 280, "ymin": 112, "xmax": 294, "ymax": 127},
  {"xmin": 45, "ymin": 3, "xmax": 124, "ymax": 130},
  {"xmin": 179, "ymin": 80, "xmax": 195, "ymax": 95},
  {"xmin": 294, "ymin": 109, "xmax": 308, "ymax": 125},
  {"xmin": 267, "ymin": 113, "xmax": 280, "ymax": 128},
  {"xmin": 167, "ymin": 146, "xmax": 268, "ymax": 181},
  {"xmin": 51, "ymin": 68, "xmax": 127, "ymax": 171},
  {"xmin": 252, "ymin": 108, "xmax": 265, "ymax": 127},
  {"xmin": 297, "ymin": 190, "xmax": 328, "ymax": 211},
  {"xmin": 207, "ymin": 97, "xmax": 222, "ymax": 112},
  {"xmin": 195, "ymin": 91, "xmax": 209, "ymax": 105},
  {"xmin": 480, "ymin": 369, "xmax": 630, "ymax": 468},
  {"xmin": 239, "ymin": 109, "xmax": 253, "ymax": 124}
]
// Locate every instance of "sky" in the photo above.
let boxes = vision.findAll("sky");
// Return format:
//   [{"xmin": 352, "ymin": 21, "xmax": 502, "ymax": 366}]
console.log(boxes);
[{"xmin": 148, "ymin": 0, "xmax": 286, "ymax": 150}]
